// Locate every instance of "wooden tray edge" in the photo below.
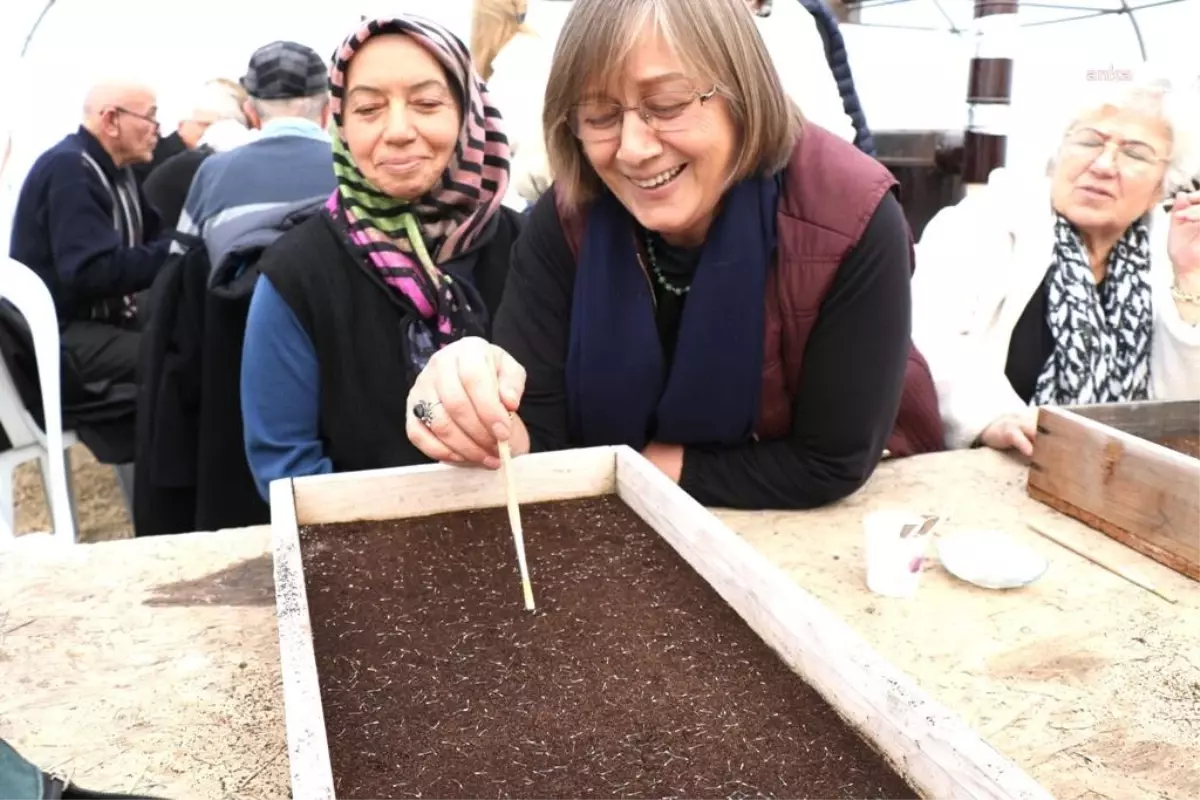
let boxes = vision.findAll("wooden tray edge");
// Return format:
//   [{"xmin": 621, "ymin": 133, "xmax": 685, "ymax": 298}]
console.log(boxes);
[
  {"xmin": 271, "ymin": 477, "xmax": 336, "ymax": 800},
  {"xmin": 1026, "ymin": 482, "xmax": 1200, "ymax": 581}
]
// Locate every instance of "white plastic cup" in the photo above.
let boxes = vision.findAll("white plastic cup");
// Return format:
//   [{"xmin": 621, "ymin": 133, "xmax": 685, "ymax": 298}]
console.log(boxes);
[{"xmin": 863, "ymin": 510, "xmax": 932, "ymax": 598}]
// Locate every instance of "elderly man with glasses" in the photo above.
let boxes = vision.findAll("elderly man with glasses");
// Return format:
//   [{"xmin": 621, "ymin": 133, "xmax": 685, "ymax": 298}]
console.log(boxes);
[{"xmin": 8, "ymin": 78, "xmax": 172, "ymax": 404}]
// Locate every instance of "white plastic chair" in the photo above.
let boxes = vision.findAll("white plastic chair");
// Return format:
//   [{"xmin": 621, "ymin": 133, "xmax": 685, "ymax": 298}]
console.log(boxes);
[{"xmin": 0, "ymin": 257, "xmax": 78, "ymax": 544}]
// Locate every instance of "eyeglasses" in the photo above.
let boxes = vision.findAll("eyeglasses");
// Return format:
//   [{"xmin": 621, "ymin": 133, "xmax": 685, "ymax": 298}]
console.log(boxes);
[
  {"xmin": 111, "ymin": 106, "xmax": 160, "ymax": 129},
  {"xmin": 568, "ymin": 87, "xmax": 718, "ymax": 144},
  {"xmin": 1061, "ymin": 129, "xmax": 1168, "ymax": 174}
]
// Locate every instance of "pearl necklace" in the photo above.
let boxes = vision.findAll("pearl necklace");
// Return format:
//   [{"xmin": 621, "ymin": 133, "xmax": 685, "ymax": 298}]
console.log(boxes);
[{"xmin": 643, "ymin": 234, "xmax": 690, "ymax": 296}]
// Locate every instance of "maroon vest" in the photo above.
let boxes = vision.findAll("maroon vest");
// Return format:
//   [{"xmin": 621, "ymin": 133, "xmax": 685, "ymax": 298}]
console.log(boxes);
[{"xmin": 555, "ymin": 124, "xmax": 945, "ymax": 458}]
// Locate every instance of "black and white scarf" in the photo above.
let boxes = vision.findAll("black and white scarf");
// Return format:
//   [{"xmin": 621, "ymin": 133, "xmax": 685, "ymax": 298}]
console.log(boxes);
[{"xmin": 1032, "ymin": 213, "xmax": 1153, "ymax": 406}]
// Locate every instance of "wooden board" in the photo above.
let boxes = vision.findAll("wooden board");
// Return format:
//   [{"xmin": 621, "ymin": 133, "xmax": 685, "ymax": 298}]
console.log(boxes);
[
  {"xmin": 1027, "ymin": 401, "xmax": 1200, "ymax": 580},
  {"xmin": 271, "ymin": 446, "xmax": 1050, "ymax": 800},
  {"xmin": 0, "ymin": 527, "xmax": 288, "ymax": 800}
]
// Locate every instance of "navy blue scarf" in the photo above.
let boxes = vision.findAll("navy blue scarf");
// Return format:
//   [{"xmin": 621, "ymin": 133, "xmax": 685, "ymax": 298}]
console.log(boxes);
[{"xmin": 565, "ymin": 175, "xmax": 778, "ymax": 450}]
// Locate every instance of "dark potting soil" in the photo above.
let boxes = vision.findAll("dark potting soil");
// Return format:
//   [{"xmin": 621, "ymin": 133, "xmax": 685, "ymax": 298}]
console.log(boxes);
[
  {"xmin": 301, "ymin": 495, "xmax": 916, "ymax": 800},
  {"xmin": 1157, "ymin": 435, "xmax": 1200, "ymax": 459}
]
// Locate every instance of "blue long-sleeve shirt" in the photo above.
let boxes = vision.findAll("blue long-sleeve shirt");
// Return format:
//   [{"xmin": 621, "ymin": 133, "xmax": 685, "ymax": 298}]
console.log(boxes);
[{"xmin": 241, "ymin": 274, "xmax": 331, "ymax": 498}]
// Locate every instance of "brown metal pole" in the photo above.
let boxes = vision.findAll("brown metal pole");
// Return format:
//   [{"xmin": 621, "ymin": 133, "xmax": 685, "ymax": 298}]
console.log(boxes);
[{"xmin": 963, "ymin": 0, "xmax": 1018, "ymax": 191}]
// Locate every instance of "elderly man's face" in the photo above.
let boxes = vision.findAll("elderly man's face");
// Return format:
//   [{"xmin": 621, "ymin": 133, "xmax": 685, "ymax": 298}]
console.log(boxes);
[
  {"xmin": 1051, "ymin": 105, "xmax": 1172, "ymax": 238},
  {"xmin": 106, "ymin": 88, "xmax": 160, "ymax": 165}
]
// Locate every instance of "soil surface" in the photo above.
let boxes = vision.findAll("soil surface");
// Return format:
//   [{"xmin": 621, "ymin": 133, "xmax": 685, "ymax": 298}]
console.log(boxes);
[
  {"xmin": 301, "ymin": 496, "xmax": 915, "ymax": 800},
  {"xmin": 1156, "ymin": 435, "xmax": 1199, "ymax": 459}
]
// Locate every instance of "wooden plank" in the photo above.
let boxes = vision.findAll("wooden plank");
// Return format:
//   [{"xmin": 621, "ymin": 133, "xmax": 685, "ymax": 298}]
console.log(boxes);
[
  {"xmin": 1069, "ymin": 400, "xmax": 1197, "ymax": 440},
  {"xmin": 1027, "ymin": 405, "xmax": 1200, "ymax": 580},
  {"xmin": 291, "ymin": 447, "xmax": 617, "ymax": 526},
  {"xmin": 271, "ymin": 478, "xmax": 335, "ymax": 800},
  {"xmin": 614, "ymin": 447, "xmax": 1052, "ymax": 800}
]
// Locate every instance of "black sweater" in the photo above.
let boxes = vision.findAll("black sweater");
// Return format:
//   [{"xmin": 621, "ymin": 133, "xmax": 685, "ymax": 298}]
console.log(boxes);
[{"xmin": 492, "ymin": 189, "xmax": 914, "ymax": 509}]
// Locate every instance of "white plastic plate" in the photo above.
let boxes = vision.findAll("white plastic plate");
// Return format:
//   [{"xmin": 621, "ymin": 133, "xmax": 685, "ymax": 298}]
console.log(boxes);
[{"xmin": 937, "ymin": 530, "xmax": 1049, "ymax": 590}]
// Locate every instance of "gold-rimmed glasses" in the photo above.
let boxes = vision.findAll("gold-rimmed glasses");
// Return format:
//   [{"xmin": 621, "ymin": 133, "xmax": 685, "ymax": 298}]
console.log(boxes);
[{"xmin": 568, "ymin": 86, "xmax": 718, "ymax": 144}]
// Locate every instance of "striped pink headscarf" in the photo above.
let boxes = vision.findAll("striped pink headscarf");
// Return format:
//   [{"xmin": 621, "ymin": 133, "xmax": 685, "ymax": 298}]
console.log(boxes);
[{"xmin": 326, "ymin": 15, "xmax": 511, "ymax": 351}]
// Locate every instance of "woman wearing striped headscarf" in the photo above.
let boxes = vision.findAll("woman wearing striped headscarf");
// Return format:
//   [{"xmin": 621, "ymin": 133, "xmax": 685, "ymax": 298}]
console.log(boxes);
[{"xmin": 239, "ymin": 14, "xmax": 523, "ymax": 497}]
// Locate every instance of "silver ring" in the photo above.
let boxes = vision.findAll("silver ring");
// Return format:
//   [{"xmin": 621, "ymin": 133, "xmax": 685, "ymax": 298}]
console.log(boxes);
[{"xmin": 411, "ymin": 399, "xmax": 441, "ymax": 428}]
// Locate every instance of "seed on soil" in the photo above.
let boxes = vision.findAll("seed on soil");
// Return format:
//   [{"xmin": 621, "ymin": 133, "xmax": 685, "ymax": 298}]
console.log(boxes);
[{"xmin": 301, "ymin": 496, "xmax": 916, "ymax": 800}]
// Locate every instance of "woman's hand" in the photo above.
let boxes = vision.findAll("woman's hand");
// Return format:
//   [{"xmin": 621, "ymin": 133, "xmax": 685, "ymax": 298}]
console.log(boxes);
[
  {"xmin": 1168, "ymin": 190, "xmax": 1200, "ymax": 280},
  {"xmin": 405, "ymin": 337, "xmax": 529, "ymax": 468},
  {"xmin": 977, "ymin": 409, "xmax": 1039, "ymax": 458}
]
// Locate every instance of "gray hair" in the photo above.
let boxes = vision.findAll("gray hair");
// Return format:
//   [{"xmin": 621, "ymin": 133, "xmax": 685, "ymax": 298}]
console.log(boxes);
[
  {"xmin": 250, "ymin": 93, "xmax": 330, "ymax": 124},
  {"xmin": 1048, "ymin": 67, "xmax": 1198, "ymax": 193}
]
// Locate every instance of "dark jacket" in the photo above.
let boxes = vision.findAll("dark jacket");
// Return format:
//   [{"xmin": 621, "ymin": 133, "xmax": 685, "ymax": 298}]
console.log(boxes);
[
  {"xmin": 144, "ymin": 146, "xmax": 214, "ymax": 230},
  {"xmin": 133, "ymin": 199, "xmax": 325, "ymax": 536},
  {"xmin": 257, "ymin": 208, "xmax": 522, "ymax": 475},
  {"xmin": 8, "ymin": 126, "xmax": 169, "ymax": 323},
  {"xmin": 556, "ymin": 124, "xmax": 942, "ymax": 462},
  {"xmin": 132, "ymin": 131, "xmax": 187, "ymax": 187}
]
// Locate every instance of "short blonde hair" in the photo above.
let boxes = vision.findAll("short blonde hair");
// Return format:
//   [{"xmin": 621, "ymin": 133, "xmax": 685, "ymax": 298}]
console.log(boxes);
[
  {"xmin": 471, "ymin": 0, "xmax": 531, "ymax": 81},
  {"xmin": 543, "ymin": 0, "xmax": 802, "ymax": 207},
  {"xmin": 188, "ymin": 79, "xmax": 249, "ymax": 126},
  {"xmin": 209, "ymin": 78, "xmax": 249, "ymax": 109}
]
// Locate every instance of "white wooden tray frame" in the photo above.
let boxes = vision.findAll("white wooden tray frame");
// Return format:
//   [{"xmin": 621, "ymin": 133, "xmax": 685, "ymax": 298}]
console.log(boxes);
[{"xmin": 272, "ymin": 445, "xmax": 1051, "ymax": 800}]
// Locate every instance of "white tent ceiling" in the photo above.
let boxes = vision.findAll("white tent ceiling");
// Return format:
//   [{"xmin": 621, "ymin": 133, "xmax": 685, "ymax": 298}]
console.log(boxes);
[{"xmin": 0, "ymin": 0, "xmax": 1196, "ymax": 232}]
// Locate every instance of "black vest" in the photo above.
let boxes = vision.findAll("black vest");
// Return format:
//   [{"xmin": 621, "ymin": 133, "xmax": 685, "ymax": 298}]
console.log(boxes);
[{"xmin": 259, "ymin": 210, "xmax": 521, "ymax": 474}]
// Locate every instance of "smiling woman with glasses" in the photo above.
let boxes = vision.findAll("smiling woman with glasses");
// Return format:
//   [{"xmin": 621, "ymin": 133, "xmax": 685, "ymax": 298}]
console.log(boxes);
[
  {"xmin": 912, "ymin": 71, "xmax": 1200, "ymax": 458},
  {"xmin": 402, "ymin": 0, "xmax": 946, "ymax": 511}
]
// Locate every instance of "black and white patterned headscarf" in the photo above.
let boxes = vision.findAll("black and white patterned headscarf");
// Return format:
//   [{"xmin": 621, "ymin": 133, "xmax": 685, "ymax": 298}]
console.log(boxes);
[{"xmin": 1032, "ymin": 213, "xmax": 1153, "ymax": 406}]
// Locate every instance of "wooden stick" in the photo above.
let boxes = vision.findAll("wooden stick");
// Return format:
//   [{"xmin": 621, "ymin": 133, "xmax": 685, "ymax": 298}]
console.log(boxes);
[
  {"xmin": 1026, "ymin": 522, "xmax": 1177, "ymax": 604},
  {"xmin": 498, "ymin": 440, "xmax": 536, "ymax": 611},
  {"xmin": 483, "ymin": 347, "xmax": 536, "ymax": 611}
]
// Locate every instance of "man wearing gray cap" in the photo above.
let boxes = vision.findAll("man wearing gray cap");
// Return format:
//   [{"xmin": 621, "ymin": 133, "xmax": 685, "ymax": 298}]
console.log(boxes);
[
  {"xmin": 174, "ymin": 40, "xmax": 334, "ymax": 272},
  {"xmin": 137, "ymin": 41, "xmax": 336, "ymax": 535}
]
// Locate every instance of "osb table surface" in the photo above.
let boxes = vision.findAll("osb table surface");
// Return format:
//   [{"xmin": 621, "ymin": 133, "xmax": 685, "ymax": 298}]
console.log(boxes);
[
  {"xmin": 0, "ymin": 449, "xmax": 1196, "ymax": 800},
  {"xmin": 716, "ymin": 447, "xmax": 1200, "ymax": 800},
  {"xmin": 0, "ymin": 526, "xmax": 288, "ymax": 800}
]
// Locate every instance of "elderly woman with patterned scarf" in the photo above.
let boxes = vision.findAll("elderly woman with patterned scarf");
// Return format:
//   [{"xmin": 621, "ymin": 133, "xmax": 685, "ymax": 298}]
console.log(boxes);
[
  {"xmin": 239, "ymin": 14, "xmax": 522, "ymax": 497},
  {"xmin": 913, "ymin": 73, "xmax": 1200, "ymax": 457}
]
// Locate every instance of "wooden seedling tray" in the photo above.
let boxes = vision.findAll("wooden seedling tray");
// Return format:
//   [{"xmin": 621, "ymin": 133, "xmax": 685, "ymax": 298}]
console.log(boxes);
[
  {"xmin": 271, "ymin": 445, "xmax": 1050, "ymax": 800},
  {"xmin": 1027, "ymin": 401, "xmax": 1199, "ymax": 580}
]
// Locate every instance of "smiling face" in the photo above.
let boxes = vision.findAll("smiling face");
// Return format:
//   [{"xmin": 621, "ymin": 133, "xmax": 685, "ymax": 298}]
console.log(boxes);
[
  {"xmin": 1050, "ymin": 104, "xmax": 1172, "ymax": 240},
  {"xmin": 342, "ymin": 34, "xmax": 462, "ymax": 200},
  {"xmin": 579, "ymin": 32, "xmax": 737, "ymax": 247}
]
